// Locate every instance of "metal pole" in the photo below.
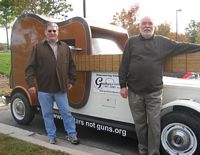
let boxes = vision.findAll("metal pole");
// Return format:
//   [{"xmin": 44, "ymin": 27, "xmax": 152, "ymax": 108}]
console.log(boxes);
[
  {"xmin": 176, "ymin": 9, "xmax": 182, "ymax": 41},
  {"xmin": 83, "ymin": 0, "xmax": 86, "ymax": 18}
]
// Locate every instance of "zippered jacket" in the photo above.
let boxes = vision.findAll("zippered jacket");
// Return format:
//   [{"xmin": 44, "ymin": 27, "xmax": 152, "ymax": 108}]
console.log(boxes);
[{"xmin": 25, "ymin": 40, "xmax": 76, "ymax": 93}]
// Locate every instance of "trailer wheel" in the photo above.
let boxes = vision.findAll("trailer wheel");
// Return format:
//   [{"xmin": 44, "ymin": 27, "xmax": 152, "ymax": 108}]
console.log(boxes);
[
  {"xmin": 11, "ymin": 92, "xmax": 35, "ymax": 125},
  {"xmin": 161, "ymin": 111, "xmax": 200, "ymax": 155}
]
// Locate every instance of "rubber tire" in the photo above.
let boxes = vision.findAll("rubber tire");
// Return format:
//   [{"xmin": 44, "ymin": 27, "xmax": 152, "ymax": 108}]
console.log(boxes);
[
  {"xmin": 11, "ymin": 92, "xmax": 35, "ymax": 125},
  {"xmin": 161, "ymin": 111, "xmax": 200, "ymax": 155}
]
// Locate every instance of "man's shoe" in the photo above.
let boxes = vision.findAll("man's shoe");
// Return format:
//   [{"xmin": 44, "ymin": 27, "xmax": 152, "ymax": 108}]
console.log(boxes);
[
  {"xmin": 138, "ymin": 153, "xmax": 147, "ymax": 155},
  {"xmin": 66, "ymin": 136, "xmax": 80, "ymax": 145},
  {"xmin": 139, "ymin": 150, "xmax": 147, "ymax": 155},
  {"xmin": 49, "ymin": 138, "xmax": 56, "ymax": 144}
]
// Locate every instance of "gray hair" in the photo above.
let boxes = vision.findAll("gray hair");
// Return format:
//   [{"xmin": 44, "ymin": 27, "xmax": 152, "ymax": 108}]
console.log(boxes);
[{"xmin": 45, "ymin": 22, "xmax": 59, "ymax": 30}]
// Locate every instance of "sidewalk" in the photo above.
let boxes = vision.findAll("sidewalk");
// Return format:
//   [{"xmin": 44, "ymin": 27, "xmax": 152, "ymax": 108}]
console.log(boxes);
[{"xmin": 0, "ymin": 99, "xmax": 120, "ymax": 155}]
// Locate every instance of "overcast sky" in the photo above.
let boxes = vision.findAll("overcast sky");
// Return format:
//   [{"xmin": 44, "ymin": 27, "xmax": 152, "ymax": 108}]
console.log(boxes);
[
  {"xmin": 1, "ymin": 0, "xmax": 200, "ymax": 43},
  {"xmin": 67, "ymin": 0, "xmax": 200, "ymax": 33}
]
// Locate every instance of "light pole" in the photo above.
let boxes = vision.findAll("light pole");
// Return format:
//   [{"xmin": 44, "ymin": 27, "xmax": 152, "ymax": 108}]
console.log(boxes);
[
  {"xmin": 176, "ymin": 9, "xmax": 182, "ymax": 41},
  {"xmin": 83, "ymin": 0, "xmax": 86, "ymax": 18}
]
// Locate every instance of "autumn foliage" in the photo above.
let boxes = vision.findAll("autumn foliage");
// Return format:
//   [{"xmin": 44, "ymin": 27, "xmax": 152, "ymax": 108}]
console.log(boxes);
[{"xmin": 112, "ymin": 4, "xmax": 189, "ymax": 42}]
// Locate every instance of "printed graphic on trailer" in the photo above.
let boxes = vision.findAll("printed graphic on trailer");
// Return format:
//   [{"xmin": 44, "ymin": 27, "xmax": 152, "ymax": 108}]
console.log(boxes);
[{"xmin": 92, "ymin": 73, "xmax": 120, "ymax": 94}]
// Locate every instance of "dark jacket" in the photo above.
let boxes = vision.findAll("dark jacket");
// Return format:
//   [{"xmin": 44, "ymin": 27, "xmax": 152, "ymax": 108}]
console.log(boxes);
[
  {"xmin": 119, "ymin": 34, "xmax": 200, "ymax": 94},
  {"xmin": 25, "ymin": 40, "xmax": 76, "ymax": 93}
]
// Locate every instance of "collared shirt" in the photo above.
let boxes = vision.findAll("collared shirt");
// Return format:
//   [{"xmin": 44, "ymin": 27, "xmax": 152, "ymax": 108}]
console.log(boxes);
[{"xmin": 48, "ymin": 40, "xmax": 58, "ymax": 60}]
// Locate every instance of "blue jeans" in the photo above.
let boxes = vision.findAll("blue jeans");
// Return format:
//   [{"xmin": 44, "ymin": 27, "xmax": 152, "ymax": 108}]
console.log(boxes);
[{"xmin": 38, "ymin": 92, "xmax": 77, "ymax": 140}]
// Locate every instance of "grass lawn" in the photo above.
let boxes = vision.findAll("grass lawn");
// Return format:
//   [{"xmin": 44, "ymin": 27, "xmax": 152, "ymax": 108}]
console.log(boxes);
[
  {"xmin": 0, "ymin": 52, "xmax": 11, "ymax": 76},
  {"xmin": 0, "ymin": 133, "xmax": 70, "ymax": 155},
  {"xmin": 0, "ymin": 51, "xmax": 11, "ymax": 96}
]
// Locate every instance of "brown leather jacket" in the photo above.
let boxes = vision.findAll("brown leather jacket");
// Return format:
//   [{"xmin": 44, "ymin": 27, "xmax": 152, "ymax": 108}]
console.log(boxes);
[{"xmin": 25, "ymin": 40, "xmax": 76, "ymax": 93}]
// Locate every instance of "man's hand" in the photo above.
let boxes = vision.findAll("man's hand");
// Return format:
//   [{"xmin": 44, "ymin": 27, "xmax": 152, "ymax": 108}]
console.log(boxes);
[
  {"xmin": 28, "ymin": 87, "xmax": 36, "ymax": 94},
  {"xmin": 67, "ymin": 84, "xmax": 73, "ymax": 90},
  {"xmin": 120, "ymin": 87, "xmax": 128, "ymax": 98}
]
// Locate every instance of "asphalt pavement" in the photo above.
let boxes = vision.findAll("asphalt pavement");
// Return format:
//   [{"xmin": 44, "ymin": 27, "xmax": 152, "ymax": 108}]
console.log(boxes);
[{"xmin": 0, "ymin": 98, "xmax": 121, "ymax": 155}]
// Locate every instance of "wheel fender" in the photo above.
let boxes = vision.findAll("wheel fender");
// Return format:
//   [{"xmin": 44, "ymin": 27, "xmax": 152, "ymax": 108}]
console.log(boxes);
[
  {"xmin": 11, "ymin": 86, "xmax": 38, "ymax": 106},
  {"xmin": 162, "ymin": 99, "xmax": 200, "ymax": 114}
]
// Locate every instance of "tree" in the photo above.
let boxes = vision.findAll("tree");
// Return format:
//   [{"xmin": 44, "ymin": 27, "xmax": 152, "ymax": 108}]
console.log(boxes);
[
  {"xmin": 155, "ymin": 23, "xmax": 189, "ymax": 42},
  {"xmin": 0, "ymin": 0, "xmax": 16, "ymax": 49},
  {"xmin": 128, "ymin": 23, "xmax": 140, "ymax": 36},
  {"xmin": 111, "ymin": 4, "xmax": 139, "ymax": 31},
  {"xmin": 0, "ymin": 0, "xmax": 73, "ymax": 49},
  {"xmin": 13, "ymin": 0, "xmax": 73, "ymax": 16},
  {"xmin": 195, "ymin": 28, "xmax": 200, "ymax": 44},
  {"xmin": 155, "ymin": 23, "xmax": 171, "ymax": 37},
  {"xmin": 167, "ymin": 32, "xmax": 189, "ymax": 42},
  {"xmin": 185, "ymin": 20, "xmax": 200, "ymax": 43},
  {"xmin": 111, "ymin": 4, "xmax": 190, "ymax": 42}
]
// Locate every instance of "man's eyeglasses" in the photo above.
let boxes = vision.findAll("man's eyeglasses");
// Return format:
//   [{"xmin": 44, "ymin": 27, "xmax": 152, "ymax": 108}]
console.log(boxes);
[{"xmin": 48, "ymin": 30, "xmax": 57, "ymax": 33}]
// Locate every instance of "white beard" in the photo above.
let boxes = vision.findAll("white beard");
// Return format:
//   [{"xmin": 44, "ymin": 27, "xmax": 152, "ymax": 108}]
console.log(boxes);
[{"xmin": 141, "ymin": 32, "xmax": 154, "ymax": 39}]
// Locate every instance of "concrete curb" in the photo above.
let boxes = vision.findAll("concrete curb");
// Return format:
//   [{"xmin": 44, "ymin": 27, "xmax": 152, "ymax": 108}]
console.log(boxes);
[{"xmin": 0, "ymin": 123, "xmax": 91, "ymax": 155}]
